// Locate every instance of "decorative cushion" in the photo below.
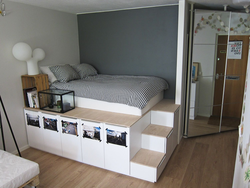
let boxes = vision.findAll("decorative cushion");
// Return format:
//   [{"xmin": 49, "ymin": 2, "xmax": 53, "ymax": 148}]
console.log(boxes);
[
  {"xmin": 71, "ymin": 63, "xmax": 97, "ymax": 79},
  {"xmin": 40, "ymin": 65, "xmax": 58, "ymax": 83},
  {"xmin": 49, "ymin": 64, "xmax": 80, "ymax": 82}
]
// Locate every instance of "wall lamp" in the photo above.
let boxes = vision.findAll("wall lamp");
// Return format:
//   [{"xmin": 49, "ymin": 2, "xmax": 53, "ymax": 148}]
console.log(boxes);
[{"xmin": 0, "ymin": 0, "xmax": 5, "ymax": 16}]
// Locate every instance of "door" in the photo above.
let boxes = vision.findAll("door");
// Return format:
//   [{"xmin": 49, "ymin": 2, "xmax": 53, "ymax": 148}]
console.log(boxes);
[
  {"xmin": 213, "ymin": 35, "xmax": 249, "ymax": 130},
  {"xmin": 185, "ymin": 10, "xmax": 250, "ymax": 138}
]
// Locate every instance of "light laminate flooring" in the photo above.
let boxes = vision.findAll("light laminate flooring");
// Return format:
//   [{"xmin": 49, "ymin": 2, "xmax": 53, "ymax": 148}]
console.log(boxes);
[
  {"xmin": 188, "ymin": 116, "xmax": 238, "ymax": 137},
  {"xmin": 21, "ymin": 130, "xmax": 238, "ymax": 188}
]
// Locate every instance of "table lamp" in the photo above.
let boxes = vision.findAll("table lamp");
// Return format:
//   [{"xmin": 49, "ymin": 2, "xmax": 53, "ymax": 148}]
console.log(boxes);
[{"xmin": 12, "ymin": 42, "xmax": 45, "ymax": 75}]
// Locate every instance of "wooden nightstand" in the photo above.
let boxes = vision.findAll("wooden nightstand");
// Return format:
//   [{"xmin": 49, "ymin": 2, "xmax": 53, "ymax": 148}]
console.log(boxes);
[{"xmin": 21, "ymin": 74, "xmax": 49, "ymax": 107}]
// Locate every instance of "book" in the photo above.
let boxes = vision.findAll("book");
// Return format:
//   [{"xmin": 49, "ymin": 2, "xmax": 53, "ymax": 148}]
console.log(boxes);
[
  {"xmin": 27, "ymin": 89, "xmax": 39, "ymax": 108},
  {"xmin": 23, "ymin": 87, "xmax": 36, "ymax": 107}
]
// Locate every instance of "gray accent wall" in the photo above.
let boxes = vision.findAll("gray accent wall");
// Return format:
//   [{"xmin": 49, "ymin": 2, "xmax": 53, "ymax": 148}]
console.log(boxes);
[{"xmin": 77, "ymin": 5, "xmax": 178, "ymax": 99}]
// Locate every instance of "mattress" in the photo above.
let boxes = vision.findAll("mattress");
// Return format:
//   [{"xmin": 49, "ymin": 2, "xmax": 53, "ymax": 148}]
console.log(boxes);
[
  {"xmin": 0, "ymin": 150, "xmax": 39, "ymax": 188},
  {"xmin": 75, "ymin": 91, "xmax": 163, "ymax": 116},
  {"xmin": 51, "ymin": 74, "xmax": 169, "ymax": 110}
]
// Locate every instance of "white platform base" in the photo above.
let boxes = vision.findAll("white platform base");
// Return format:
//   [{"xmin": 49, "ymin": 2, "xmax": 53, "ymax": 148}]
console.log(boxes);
[{"xmin": 75, "ymin": 91, "xmax": 163, "ymax": 116}]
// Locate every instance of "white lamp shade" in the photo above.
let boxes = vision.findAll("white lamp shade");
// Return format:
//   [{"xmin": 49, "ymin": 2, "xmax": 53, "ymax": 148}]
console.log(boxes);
[
  {"xmin": 33, "ymin": 48, "xmax": 45, "ymax": 61},
  {"xmin": 12, "ymin": 42, "xmax": 32, "ymax": 61}
]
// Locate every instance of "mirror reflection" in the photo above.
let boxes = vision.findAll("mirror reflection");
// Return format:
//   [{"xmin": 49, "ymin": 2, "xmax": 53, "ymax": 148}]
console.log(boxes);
[{"xmin": 187, "ymin": 10, "xmax": 250, "ymax": 137}]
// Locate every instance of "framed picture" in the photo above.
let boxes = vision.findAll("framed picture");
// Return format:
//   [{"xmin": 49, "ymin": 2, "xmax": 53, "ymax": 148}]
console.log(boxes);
[
  {"xmin": 82, "ymin": 125, "xmax": 101, "ymax": 141},
  {"xmin": 26, "ymin": 113, "xmax": 40, "ymax": 127},
  {"xmin": 43, "ymin": 117, "xmax": 57, "ymax": 131},
  {"xmin": 228, "ymin": 41, "xmax": 242, "ymax": 59},
  {"xmin": 106, "ymin": 129, "xmax": 127, "ymax": 147},
  {"xmin": 62, "ymin": 120, "xmax": 78, "ymax": 136},
  {"xmin": 192, "ymin": 62, "xmax": 199, "ymax": 81}
]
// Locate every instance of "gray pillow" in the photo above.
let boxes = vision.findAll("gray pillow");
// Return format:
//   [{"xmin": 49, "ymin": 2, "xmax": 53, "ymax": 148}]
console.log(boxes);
[
  {"xmin": 71, "ymin": 63, "xmax": 97, "ymax": 79},
  {"xmin": 49, "ymin": 64, "xmax": 80, "ymax": 82}
]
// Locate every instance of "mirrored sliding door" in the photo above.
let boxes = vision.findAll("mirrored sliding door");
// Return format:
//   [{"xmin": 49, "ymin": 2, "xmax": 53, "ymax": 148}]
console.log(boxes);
[{"xmin": 185, "ymin": 9, "xmax": 250, "ymax": 137}]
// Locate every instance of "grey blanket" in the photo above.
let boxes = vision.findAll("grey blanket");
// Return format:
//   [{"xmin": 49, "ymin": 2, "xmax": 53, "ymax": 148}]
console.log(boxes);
[{"xmin": 51, "ymin": 74, "xmax": 169, "ymax": 109}]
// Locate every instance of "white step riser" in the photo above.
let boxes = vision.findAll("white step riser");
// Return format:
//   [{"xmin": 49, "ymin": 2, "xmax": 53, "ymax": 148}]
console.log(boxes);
[
  {"xmin": 130, "ymin": 154, "xmax": 168, "ymax": 183},
  {"xmin": 141, "ymin": 134, "xmax": 166, "ymax": 153},
  {"xmin": 151, "ymin": 111, "xmax": 174, "ymax": 127},
  {"xmin": 130, "ymin": 163, "xmax": 156, "ymax": 182}
]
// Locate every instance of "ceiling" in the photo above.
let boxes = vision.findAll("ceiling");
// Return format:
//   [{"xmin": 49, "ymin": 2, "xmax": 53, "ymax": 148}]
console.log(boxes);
[{"xmin": 7, "ymin": 0, "xmax": 250, "ymax": 14}]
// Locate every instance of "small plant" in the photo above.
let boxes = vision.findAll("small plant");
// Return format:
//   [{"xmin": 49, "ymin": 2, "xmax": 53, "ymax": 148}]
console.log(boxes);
[{"xmin": 245, "ymin": 166, "xmax": 250, "ymax": 181}]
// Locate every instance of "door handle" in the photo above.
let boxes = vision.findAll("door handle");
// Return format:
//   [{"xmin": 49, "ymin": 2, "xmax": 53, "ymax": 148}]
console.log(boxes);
[
  {"xmin": 216, "ymin": 73, "xmax": 219, "ymax": 79},
  {"xmin": 216, "ymin": 73, "xmax": 224, "ymax": 80}
]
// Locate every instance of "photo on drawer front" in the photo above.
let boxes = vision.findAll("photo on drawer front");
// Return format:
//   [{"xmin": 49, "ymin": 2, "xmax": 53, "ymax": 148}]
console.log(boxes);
[
  {"xmin": 43, "ymin": 117, "xmax": 57, "ymax": 131},
  {"xmin": 106, "ymin": 129, "xmax": 127, "ymax": 147},
  {"xmin": 82, "ymin": 125, "xmax": 101, "ymax": 141},
  {"xmin": 62, "ymin": 120, "xmax": 78, "ymax": 136},
  {"xmin": 26, "ymin": 113, "xmax": 40, "ymax": 127}
]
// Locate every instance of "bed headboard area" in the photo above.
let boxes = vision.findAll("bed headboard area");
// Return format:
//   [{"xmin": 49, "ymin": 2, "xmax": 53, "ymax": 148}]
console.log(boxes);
[{"xmin": 77, "ymin": 5, "xmax": 178, "ymax": 99}]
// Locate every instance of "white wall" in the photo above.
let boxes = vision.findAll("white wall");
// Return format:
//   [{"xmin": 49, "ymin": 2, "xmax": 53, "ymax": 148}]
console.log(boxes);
[
  {"xmin": 0, "ymin": 1, "xmax": 79, "ymax": 153},
  {"xmin": 232, "ymin": 49, "xmax": 250, "ymax": 188}
]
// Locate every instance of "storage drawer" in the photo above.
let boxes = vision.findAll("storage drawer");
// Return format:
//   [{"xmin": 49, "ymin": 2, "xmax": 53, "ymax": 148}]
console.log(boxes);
[
  {"xmin": 24, "ymin": 110, "xmax": 44, "ymax": 151},
  {"xmin": 60, "ymin": 116, "xmax": 82, "ymax": 162},
  {"xmin": 42, "ymin": 113, "xmax": 62, "ymax": 156},
  {"xmin": 81, "ymin": 120, "xmax": 104, "ymax": 168},
  {"xmin": 104, "ymin": 124, "xmax": 130, "ymax": 175}
]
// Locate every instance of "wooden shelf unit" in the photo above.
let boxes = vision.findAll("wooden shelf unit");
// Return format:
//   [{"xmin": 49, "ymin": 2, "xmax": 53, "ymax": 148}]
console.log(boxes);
[{"xmin": 21, "ymin": 74, "xmax": 49, "ymax": 107}]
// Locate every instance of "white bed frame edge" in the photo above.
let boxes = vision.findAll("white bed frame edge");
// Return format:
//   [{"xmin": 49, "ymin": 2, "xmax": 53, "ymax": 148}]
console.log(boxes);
[{"xmin": 75, "ymin": 91, "xmax": 164, "ymax": 116}]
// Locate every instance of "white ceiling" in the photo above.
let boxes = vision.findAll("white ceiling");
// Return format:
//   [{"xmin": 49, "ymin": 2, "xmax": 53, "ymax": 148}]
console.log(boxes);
[{"xmin": 7, "ymin": 0, "xmax": 249, "ymax": 14}]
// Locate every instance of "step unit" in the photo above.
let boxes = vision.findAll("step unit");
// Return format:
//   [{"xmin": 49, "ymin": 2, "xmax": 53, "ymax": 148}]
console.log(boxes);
[
  {"xmin": 130, "ymin": 124, "xmax": 174, "ymax": 182},
  {"xmin": 130, "ymin": 100, "xmax": 180, "ymax": 182}
]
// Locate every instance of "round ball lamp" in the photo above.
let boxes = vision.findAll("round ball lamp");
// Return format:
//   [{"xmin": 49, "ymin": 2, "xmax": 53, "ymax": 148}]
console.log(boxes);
[{"xmin": 12, "ymin": 42, "xmax": 45, "ymax": 75}]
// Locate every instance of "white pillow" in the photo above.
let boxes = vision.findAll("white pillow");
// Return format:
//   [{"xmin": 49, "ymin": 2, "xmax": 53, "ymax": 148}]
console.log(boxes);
[{"xmin": 40, "ymin": 66, "xmax": 58, "ymax": 83}]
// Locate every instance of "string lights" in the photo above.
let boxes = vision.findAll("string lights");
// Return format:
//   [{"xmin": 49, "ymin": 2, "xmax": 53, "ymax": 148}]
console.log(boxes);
[
  {"xmin": 0, "ymin": 0, "xmax": 5, "ymax": 16},
  {"xmin": 194, "ymin": 12, "xmax": 250, "ymax": 34}
]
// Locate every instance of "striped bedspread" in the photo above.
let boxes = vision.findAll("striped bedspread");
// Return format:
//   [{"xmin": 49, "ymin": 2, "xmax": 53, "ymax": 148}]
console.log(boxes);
[{"xmin": 51, "ymin": 74, "xmax": 169, "ymax": 109}]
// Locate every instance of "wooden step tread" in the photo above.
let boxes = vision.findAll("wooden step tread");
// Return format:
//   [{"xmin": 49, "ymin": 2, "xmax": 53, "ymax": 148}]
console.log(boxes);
[
  {"xmin": 142, "ymin": 124, "xmax": 173, "ymax": 138},
  {"xmin": 131, "ymin": 149, "xmax": 165, "ymax": 168},
  {"xmin": 25, "ymin": 106, "xmax": 141, "ymax": 128},
  {"xmin": 151, "ymin": 99, "xmax": 180, "ymax": 113}
]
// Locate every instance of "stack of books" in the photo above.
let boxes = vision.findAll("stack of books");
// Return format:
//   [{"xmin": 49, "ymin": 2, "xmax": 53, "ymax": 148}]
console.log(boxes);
[{"xmin": 23, "ymin": 87, "xmax": 39, "ymax": 108}]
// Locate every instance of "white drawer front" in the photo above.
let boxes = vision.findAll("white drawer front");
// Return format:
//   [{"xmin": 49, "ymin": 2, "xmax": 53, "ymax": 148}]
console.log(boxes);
[
  {"xmin": 81, "ymin": 120, "xmax": 104, "ymax": 168},
  {"xmin": 60, "ymin": 117, "xmax": 82, "ymax": 162},
  {"xmin": 104, "ymin": 124, "xmax": 130, "ymax": 175}
]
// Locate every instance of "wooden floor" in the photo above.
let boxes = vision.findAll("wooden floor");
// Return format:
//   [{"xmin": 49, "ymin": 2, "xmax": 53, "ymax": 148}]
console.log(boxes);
[
  {"xmin": 21, "ymin": 130, "xmax": 238, "ymax": 188},
  {"xmin": 188, "ymin": 116, "xmax": 238, "ymax": 137}
]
